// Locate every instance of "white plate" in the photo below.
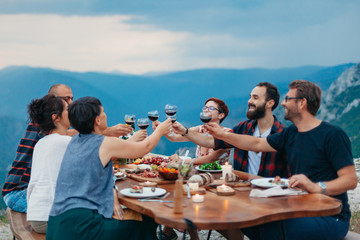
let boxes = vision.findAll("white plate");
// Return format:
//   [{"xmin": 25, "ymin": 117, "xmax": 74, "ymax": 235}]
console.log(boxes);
[
  {"xmin": 119, "ymin": 187, "xmax": 167, "ymax": 198},
  {"xmin": 251, "ymin": 178, "xmax": 289, "ymax": 188},
  {"xmin": 114, "ymin": 172, "xmax": 127, "ymax": 181},
  {"xmin": 195, "ymin": 166, "xmax": 222, "ymax": 173}
]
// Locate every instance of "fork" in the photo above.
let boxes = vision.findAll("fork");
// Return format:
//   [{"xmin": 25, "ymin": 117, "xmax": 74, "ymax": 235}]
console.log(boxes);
[{"xmin": 138, "ymin": 192, "xmax": 170, "ymax": 201}]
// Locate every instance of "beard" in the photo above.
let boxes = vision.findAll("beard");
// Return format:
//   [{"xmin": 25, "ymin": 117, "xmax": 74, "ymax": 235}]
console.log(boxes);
[
  {"xmin": 246, "ymin": 102, "xmax": 266, "ymax": 120},
  {"xmin": 284, "ymin": 106, "xmax": 301, "ymax": 121}
]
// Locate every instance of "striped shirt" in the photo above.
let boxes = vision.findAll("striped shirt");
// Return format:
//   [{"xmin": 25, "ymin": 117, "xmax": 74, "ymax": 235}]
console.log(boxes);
[
  {"xmin": 2, "ymin": 123, "xmax": 43, "ymax": 197},
  {"xmin": 214, "ymin": 116, "xmax": 290, "ymax": 178}
]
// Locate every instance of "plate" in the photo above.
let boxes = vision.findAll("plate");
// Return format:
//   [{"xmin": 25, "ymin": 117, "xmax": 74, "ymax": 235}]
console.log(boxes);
[
  {"xmin": 251, "ymin": 178, "xmax": 289, "ymax": 188},
  {"xmin": 114, "ymin": 172, "xmax": 127, "ymax": 181},
  {"xmin": 195, "ymin": 166, "xmax": 222, "ymax": 173},
  {"xmin": 119, "ymin": 187, "xmax": 167, "ymax": 198}
]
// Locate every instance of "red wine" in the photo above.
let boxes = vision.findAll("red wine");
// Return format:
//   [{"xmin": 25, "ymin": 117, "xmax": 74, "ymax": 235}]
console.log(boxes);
[
  {"xmin": 171, "ymin": 119, "xmax": 176, "ymax": 123},
  {"xmin": 125, "ymin": 120, "xmax": 135, "ymax": 125},
  {"xmin": 165, "ymin": 110, "xmax": 176, "ymax": 116},
  {"xmin": 148, "ymin": 116, "xmax": 158, "ymax": 121},
  {"xmin": 138, "ymin": 124, "xmax": 149, "ymax": 129},
  {"xmin": 200, "ymin": 116, "xmax": 211, "ymax": 123}
]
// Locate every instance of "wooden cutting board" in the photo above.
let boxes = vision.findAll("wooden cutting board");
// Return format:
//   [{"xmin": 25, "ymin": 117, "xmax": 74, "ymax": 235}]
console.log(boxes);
[
  {"xmin": 211, "ymin": 179, "xmax": 251, "ymax": 187},
  {"xmin": 128, "ymin": 174, "xmax": 176, "ymax": 185}
]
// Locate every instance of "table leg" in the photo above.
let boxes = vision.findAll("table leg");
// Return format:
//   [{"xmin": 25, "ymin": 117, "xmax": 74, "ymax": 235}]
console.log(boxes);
[
  {"xmin": 184, "ymin": 218, "xmax": 199, "ymax": 240},
  {"xmin": 187, "ymin": 228, "xmax": 199, "ymax": 240}
]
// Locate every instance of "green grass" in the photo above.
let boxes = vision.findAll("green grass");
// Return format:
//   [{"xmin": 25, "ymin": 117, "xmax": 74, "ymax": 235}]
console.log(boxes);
[
  {"xmin": 0, "ymin": 214, "xmax": 8, "ymax": 224},
  {"xmin": 350, "ymin": 211, "xmax": 360, "ymax": 233}
]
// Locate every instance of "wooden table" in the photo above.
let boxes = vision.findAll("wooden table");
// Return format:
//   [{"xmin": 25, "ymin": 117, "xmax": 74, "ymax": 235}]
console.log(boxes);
[{"xmin": 116, "ymin": 170, "xmax": 341, "ymax": 234}]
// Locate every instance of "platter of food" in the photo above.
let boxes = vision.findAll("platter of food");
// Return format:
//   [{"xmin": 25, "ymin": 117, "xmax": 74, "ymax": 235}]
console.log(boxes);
[
  {"xmin": 114, "ymin": 171, "xmax": 127, "ymax": 181},
  {"xmin": 195, "ymin": 166, "xmax": 222, "ymax": 173},
  {"xmin": 119, "ymin": 187, "xmax": 167, "ymax": 198},
  {"xmin": 195, "ymin": 160, "xmax": 222, "ymax": 173},
  {"xmin": 251, "ymin": 177, "xmax": 289, "ymax": 188}
]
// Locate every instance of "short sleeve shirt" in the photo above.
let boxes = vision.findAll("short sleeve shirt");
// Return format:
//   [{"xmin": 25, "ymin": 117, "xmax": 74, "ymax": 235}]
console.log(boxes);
[{"xmin": 267, "ymin": 121, "xmax": 354, "ymax": 220}]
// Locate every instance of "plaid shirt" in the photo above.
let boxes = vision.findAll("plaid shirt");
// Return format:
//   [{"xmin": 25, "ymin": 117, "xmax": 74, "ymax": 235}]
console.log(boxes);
[
  {"xmin": 214, "ymin": 116, "xmax": 289, "ymax": 178},
  {"xmin": 2, "ymin": 123, "xmax": 43, "ymax": 197}
]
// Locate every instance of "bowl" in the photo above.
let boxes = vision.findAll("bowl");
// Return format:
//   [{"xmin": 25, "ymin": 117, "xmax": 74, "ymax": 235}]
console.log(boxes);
[
  {"xmin": 180, "ymin": 164, "xmax": 192, "ymax": 177},
  {"xmin": 158, "ymin": 169, "xmax": 178, "ymax": 180}
]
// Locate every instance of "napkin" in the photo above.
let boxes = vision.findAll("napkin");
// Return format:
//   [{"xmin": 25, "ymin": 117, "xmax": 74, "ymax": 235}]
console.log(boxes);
[{"xmin": 249, "ymin": 186, "xmax": 307, "ymax": 198}]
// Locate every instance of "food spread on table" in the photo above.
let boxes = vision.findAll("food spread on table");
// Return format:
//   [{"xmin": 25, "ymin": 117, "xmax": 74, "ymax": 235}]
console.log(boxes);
[
  {"xmin": 268, "ymin": 176, "xmax": 286, "ymax": 186},
  {"xmin": 198, "ymin": 160, "xmax": 222, "ymax": 171}
]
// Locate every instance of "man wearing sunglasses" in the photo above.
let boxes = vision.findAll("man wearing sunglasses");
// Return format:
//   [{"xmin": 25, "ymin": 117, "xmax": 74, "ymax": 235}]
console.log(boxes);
[
  {"xmin": 2, "ymin": 84, "xmax": 138, "ymax": 213},
  {"xmin": 189, "ymin": 80, "xmax": 357, "ymax": 240}
]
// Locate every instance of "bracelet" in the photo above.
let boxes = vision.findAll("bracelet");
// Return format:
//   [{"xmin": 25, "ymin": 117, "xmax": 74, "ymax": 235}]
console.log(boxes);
[{"xmin": 182, "ymin": 127, "xmax": 189, "ymax": 136}]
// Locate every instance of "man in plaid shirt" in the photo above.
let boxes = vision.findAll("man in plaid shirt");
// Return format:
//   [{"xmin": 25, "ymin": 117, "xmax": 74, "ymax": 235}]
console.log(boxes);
[
  {"xmin": 2, "ymin": 84, "xmax": 134, "ymax": 212},
  {"xmin": 214, "ymin": 82, "xmax": 288, "ymax": 177},
  {"xmin": 174, "ymin": 82, "xmax": 289, "ymax": 178},
  {"xmin": 2, "ymin": 84, "xmax": 74, "ymax": 212}
]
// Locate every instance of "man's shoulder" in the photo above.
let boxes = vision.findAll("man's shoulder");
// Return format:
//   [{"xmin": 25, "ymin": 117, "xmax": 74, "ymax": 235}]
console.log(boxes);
[{"xmin": 233, "ymin": 119, "xmax": 256, "ymax": 132}]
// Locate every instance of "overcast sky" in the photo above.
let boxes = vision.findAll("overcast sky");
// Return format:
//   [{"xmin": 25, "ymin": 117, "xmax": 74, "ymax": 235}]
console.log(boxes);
[{"xmin": 0, "ymin": 0, "xmax": 359, "ymax": 74}]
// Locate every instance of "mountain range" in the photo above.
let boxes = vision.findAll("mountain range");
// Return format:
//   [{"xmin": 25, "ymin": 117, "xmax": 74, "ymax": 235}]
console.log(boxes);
[{"xmin": 0, "ymin": 62, "xmax": 359, "ymax": 209}]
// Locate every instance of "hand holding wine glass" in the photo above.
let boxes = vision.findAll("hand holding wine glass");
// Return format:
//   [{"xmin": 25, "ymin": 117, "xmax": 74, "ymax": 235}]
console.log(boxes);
[
  {"xmin": 124, "ymin": 114, "xmax": 136, "ymax": 139},
  {"xmin": 165, "ymin": 104, "xmax": 177, "ymax": 136},
  {"xmin": 200, "ymin": 111, "xmax": 212, "ymax": 136},
  {"xmin": 155, "ymin": 118, "xmax": 172, "ymax": 136}
]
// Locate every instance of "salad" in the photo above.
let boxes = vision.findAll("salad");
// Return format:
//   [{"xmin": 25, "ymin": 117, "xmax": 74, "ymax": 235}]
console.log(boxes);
[{"xmin": 199, "ymin": 160, "xmax": 222, "ymax": 171}]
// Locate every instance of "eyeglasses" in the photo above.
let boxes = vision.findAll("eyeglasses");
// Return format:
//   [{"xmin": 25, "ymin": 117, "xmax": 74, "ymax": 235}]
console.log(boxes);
[
  {"xmin": 284, "ymin": 96, "xmax": 300, "ymax": 102},
  {"xmin": 59, "ymin": 96, "xmax": 74, "ymax": 103},
  {"xmin": 202, "ymin": 106, "xmax": 221, "ymax": 112}
]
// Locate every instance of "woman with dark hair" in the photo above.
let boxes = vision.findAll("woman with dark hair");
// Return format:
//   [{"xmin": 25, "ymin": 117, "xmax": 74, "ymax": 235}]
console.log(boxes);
[
  {"xmin": 26, "ymin": 94, "xmax": 71, "ymax": 233},
  {"xmin": 47, "ymin": 96, "xmax": 171, "ymax": 240}
]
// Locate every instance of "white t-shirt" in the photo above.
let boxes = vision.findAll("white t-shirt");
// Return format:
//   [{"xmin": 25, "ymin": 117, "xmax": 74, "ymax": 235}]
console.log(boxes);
[
  {"xmin": 27, "ymin": 133, "xmax": 71, "ymax": 221},
  {"xmin": 248, "ymin": 126, "xmax": 271, "ymax": 175}
]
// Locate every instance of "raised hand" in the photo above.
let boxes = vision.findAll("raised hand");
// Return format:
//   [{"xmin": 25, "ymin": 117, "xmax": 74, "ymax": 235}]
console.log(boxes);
[
  {"xmin": 172, "ymin": 121, "xmax": 187, "ymax": 135},
  {"xmin": 152, "ymin": 120, "xmax": 160, "ymax": 131},
  {"xmin": 204, "ymin": 122, "xmax": 224, "ymax": 138},
  {"xmin": 156, "ymin": 118, "xmax": 172, "ymax": 136},
  {"xmin": 128, "ymin": 129, "xmax": 147, "ymax": 142},
  {"xmin": 103, "ymin": 124, "xmax": 133, "ymax": 137}
]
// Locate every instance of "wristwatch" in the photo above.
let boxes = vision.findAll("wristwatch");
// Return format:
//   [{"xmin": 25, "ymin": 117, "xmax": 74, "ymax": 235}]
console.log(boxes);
[{"xmin": 318, "ymin": 182, "xmax": 327, "ymax": 194}]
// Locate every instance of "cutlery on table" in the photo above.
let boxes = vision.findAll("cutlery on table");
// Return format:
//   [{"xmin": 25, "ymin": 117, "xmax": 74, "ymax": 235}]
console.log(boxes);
[
  {"xmin": 138, "ymin": 199, "xmax": 174, "ymax": 202},
  {"xmin": 138, "ymin": 192, "xmax": 170, "ymax": 201}
]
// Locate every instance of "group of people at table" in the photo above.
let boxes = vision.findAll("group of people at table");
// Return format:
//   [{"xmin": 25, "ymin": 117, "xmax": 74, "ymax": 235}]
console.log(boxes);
[{"xmin": 1, "ymin": 80, "xmax": 357, "ymax": 240}]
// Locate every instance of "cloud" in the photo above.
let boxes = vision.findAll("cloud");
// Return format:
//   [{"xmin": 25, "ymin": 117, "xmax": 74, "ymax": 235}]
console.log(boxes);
[
  {"xmin": 0, "ymin": 5, "xmax": 359, "ymax": 75},
  {"xmin": 0, "ymin": 14, "xmax": 189, "ymax": 74}
]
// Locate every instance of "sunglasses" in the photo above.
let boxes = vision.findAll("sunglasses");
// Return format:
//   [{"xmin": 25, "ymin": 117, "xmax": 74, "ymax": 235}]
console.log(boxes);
[
  {"xmin": 284, "ymin": 96, "xmax": 301, "ymax": 102},
  {"xmin": 202, "ymin": 106, "xmax": 221, "ymax": 112}
]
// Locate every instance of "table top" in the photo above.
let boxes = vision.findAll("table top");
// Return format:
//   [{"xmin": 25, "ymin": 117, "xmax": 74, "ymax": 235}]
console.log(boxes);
[{"xmin": 116, "ymin": 170, "xmax": 342, "ymax": 230}]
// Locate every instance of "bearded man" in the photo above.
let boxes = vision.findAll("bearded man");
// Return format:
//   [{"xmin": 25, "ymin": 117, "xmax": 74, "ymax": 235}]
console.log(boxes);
[{"xmin": 174, "ymin": 82, "xmax": 289, "ymax": 177}]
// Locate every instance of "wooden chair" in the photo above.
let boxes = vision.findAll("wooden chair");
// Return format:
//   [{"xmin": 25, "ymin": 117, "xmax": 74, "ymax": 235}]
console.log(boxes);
[{"xmin": 6, "ymin": 208, "xmax": 46, "ymax": 240}]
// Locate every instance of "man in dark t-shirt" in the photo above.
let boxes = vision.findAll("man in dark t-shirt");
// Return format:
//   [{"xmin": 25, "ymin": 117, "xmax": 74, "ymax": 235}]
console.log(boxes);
[{"xmin": 185, "ymin": 80, "xmax": 357, "ymax": 240}]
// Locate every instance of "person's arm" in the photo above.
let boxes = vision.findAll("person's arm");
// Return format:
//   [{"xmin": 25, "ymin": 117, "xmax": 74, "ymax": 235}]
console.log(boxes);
[
  {"xmin": 192, "ymin": 149, "xmax": 229, "ymax": 165},
  {"xmin": 289, "ymin": 165, "xmax": 357, "ymax": 195},
  {"xmin": 112, "ymin": 188, "xmax": 124, "ymax": 220},
  {"xmin": 102, "ymin": 124, "xmax": 133, "ymax": 137},
  {"xmin": 99, "ymin": 119, "xmax": 172, "ymax": 166},
  {"xmin": 206, "ymin": 122, "xmax": 276, "ymax": 152},
  {"xmin": 153, "ymin": 120, "xmax": 194, "ymax": 142},
  {"xmin": 172, "ymin": 122, "xmax": 215, "ymax": 148}
]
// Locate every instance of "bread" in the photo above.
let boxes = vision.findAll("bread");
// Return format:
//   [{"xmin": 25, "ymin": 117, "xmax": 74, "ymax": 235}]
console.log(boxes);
[
  {"xmin": 225, "ymin": 173, "xmax": 240, "ymax": 182},
  {"xmin": 188, "ymin": 173, "xmax": 214, "ymax": 186}
]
